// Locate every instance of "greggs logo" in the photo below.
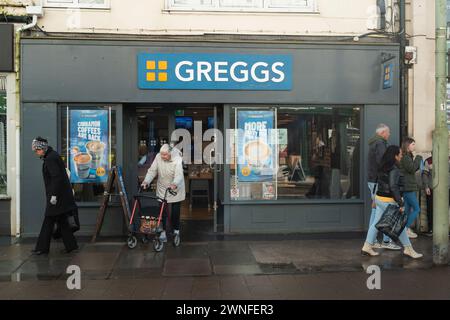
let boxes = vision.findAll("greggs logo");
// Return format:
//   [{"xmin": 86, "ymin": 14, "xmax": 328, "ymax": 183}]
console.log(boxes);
[{"xmin": 138, "ymin": 53, "xmax": 292, "ymax": 90}]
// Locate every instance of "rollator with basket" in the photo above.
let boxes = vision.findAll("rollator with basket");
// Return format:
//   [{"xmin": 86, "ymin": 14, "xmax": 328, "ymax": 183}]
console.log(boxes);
[{"xmin": 127, "ymin": 186, "xmax": 180, "ymax": 252}]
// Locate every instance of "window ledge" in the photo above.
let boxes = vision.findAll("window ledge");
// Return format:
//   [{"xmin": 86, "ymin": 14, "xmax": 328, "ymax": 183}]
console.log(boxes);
[
  {"xmin": 76, "ymin": 202, "xmax": 120, "ymax": 208},
  {"xmin": 163, "ymin": 8, "xmax": 320, "ymax": 15},
  {"xmin": 0, "ymin": 195, "xmax": 11, "ymax": 200},
  {"xmin": 223, "ymin": 199, "xmax": 364, "ymax": 205},
  {"xmin": 44, "ymin": 6, "xmax": 110, "ymax": 10}
]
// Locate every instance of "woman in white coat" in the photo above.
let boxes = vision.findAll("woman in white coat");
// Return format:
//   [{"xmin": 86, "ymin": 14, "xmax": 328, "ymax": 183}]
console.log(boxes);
[{"xmin": 141, "ymin": 144, "xmax": 186, "ymax": 242}]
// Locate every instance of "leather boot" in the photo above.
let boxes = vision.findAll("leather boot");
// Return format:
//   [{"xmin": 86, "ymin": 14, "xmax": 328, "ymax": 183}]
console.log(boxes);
[
  {"xmin": 361, "ymin": 242, "xmax": 380, "ymax": 257},
  {"xmin": 403, "ymin": 246, "xmax": 423, "ymax": 259}
]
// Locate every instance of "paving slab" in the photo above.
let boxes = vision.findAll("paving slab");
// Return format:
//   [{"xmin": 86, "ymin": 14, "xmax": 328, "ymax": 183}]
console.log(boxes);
[{"xmin": 163, "ymin": 258, "xmax": 212, "ymax": 276}]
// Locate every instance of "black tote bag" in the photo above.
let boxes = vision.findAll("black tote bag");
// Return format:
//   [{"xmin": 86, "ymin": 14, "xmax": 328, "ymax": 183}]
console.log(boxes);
[
  {"xmin": 53, "ymin": 208, "xmax": 80, "ymax": 239},
  {"xmin": 375, "ymin": 204, "xmax": 408, "ymax": 242}
]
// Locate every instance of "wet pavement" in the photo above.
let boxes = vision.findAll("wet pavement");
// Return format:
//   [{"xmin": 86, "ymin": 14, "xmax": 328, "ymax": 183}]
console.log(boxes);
[{"xmin": 0, "ymin": 221, "xmax": 449, "ymax": 299}]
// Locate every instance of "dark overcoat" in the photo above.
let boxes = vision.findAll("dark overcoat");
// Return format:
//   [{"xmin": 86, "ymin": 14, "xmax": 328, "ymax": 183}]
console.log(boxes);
[{"xmin": 42, "ymin": 147, "xmax": 77, "ymax": 217}]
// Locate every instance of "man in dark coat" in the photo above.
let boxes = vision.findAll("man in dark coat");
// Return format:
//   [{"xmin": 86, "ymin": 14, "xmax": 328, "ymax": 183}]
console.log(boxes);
[
  {"xmin": 31, "ymin": 137, "xmax": 79, "ymax": 255},
  {"xmin": 367, "ymin": 124, "xmax": 400, "ymax": 250}
]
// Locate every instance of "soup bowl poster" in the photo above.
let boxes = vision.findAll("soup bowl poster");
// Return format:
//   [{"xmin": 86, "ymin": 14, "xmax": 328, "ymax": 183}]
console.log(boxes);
[
  {"xmin": 69, "ymin": 109, "xmax": 109, "ymax": 183},
  {"xmin": 237, "ymin": 110, "xmax": 275, "ymax": 182}
]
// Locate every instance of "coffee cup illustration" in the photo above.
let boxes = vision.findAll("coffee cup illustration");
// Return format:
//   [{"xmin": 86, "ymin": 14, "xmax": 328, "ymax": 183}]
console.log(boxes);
[
  {"xmin": 85, "ymin": 141, "xmax": 106, "ymax": 169},
  {"xmin": 244, "ymin": 140, "xmax": 271, "ymax": 170},
  {"xmin": 73, "ymin": 152, "xmax": 92, "ymax": 179}
]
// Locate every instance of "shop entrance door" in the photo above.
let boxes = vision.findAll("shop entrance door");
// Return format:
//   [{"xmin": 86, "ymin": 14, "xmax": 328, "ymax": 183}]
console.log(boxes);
[{"xmin": 127, "ymin": 104, "xmax": 223, "ymax": 233}]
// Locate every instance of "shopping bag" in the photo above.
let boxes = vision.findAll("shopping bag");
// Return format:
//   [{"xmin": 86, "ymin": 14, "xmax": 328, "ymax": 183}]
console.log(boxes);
[
  {"xmin": 375, "ymin": 204, "xmax": 408, "ymax": 242},
  {"xmin": 68, "ymin": 208, "xmax": 80, "ymax": 233},
  {"xmin": 52, "ymin": 208, "xmax": 80, "ymax": 239}
]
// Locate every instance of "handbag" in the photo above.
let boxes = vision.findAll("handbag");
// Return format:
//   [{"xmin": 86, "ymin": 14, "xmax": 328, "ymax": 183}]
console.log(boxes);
[
  {"xmin": 52, "ymin": 208, "xmax": 80, "ymax": 239},
  {"xmin": 375, "ymin": 204, "xmax": 408, "ymax": 242},
  {"xmin": 67, "ymin": 208, "xmax": 80, "ymax": 233}
]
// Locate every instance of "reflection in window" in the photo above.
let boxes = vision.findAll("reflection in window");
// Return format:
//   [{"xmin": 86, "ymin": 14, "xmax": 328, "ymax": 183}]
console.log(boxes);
[
  {"xmin": 230, "ymin": 106, "xmax": 361, "ymax": 201},
  {"xmin": 277, "ymin": 107, "xmax": 360, "ymax": 200},
  {"xmin": 0, "ymin": 88, "xmax": 6, "ymax": 195}
]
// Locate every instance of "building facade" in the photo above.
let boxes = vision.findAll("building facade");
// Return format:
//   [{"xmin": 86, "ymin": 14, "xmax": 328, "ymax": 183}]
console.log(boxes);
[{"xmin": 2, "ymin": 0, "xmax": 405, "ymax": 236}]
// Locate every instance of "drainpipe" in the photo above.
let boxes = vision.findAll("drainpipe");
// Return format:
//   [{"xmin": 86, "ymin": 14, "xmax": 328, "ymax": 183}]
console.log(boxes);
[
  {"xmin": 399, "ymin": 0, "xmax": 408, "ymax": 139},
  {"xmin": 14, "ymin": 14, "xmax": 38, "ymax": 238},
  {"xmin": 433, "ymin": 0, "xmax": 449, "ymax": 266}
]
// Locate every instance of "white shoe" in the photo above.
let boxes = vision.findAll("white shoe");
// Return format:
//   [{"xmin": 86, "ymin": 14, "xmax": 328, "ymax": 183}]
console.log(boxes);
[
  {"xmin": 159, "ymin": 231, "xmax": 167, "ymax": 242},
  {"xmin": 381, "ymin": 241, "xmax": 402, "ymax": 251},
  {"xmin": 372, "ymin": 242, "xmax": 383, "ymax": 249},
  {"xmin": 361, "ymin": 242, "xmax": 380, "ymax": 257},
  {"xmin": 403, "ymin": 246, "xmax": 423, "ymax": 259},
  {"xmin": 174, "ymin": 229, "xmax": 179, "ymax": 235},
  {"xmin": 407, "ymin": 228, "xmax": 418, "ymax": 239}
]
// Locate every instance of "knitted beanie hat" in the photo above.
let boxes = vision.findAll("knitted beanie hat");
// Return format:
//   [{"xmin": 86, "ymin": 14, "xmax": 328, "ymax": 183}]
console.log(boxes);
[{"xmin": 32, "ymin": 137, "xmax": 49, "ymax": 152}]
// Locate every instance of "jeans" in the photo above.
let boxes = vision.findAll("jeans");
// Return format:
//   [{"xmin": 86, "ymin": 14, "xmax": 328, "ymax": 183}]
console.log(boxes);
[
  {"xmin": 403, "ymin": 191, "xmax": 420, "ymax": 228},
  {"xmin": 365, "ymin": 197, "xmax": 411, "ymax": 247},
  {"xmin": 368, "ymin": 183, "xmax": 391, "ymax": 243}
]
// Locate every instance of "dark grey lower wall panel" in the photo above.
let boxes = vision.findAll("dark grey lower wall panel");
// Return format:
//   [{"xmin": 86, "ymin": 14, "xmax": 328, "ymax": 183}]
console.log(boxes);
[
  {"xmin": 0, "ymin": 200, "xmax": 11, "ymax": 235},
  {"xmin": 21, "ymin": 103, "xmax": 58, "ymax": 236},
  {"xmin": 76, "ymin": 207, "xmax": 126, "ymax": 237},
  {"xmin": 21, "ymin": 207, "xmax": 125, "ymax": 237},
  {"xmin": 227, "ymin": 204, "xmax": 364, "ymax": 233}
]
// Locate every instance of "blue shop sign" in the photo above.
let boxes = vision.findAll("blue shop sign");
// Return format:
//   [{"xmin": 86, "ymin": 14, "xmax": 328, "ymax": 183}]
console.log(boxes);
[
  {"xmin": 383, "ymin": 62, "xmax": 394, "ymax": 89},
  {"xmin": 138, "ymin": 53, "xmax": 293, "ymax": 90}
]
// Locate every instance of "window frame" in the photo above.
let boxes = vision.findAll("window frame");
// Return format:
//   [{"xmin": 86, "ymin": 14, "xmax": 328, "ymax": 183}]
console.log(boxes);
[
  {"xmin": 225, "ymin": 104, "xmax": 364, "ymax": 204},
  {"xmin": 44, "ymin": 0, "xmax": 110, "ymax": 9},
  {"xmin": 57, "ymin": 104, "xmax": 121, "ymax": 208},
  {"xmin": 0, "ymin": 76, "xmax": 7, "ymax": 197},
  {"xmin": 166, "ymin": 0, "xmax": 318, "ymax": 13}
]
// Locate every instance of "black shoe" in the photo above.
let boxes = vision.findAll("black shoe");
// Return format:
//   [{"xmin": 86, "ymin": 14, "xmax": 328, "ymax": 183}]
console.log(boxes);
[
  {"xmin": 61, "ymin": 247, "xmax": 79, "ymax": 254},
  {"xmin": 31, "ymin": 250, "xmax": 49, "ymax": 255}
]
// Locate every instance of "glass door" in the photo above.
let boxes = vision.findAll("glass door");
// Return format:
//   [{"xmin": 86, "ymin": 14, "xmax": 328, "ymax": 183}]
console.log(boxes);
[{"xmin": 213, "ymin": 105, "xmax": 224, "ymax": 232}]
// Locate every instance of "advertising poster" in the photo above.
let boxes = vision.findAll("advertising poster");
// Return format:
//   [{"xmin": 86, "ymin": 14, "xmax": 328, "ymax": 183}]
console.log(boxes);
[
  {"xmin": 263, "ymin": 182, "xmax": 276, "ymax": 200},
  {"xmin": 69, "ymin": 109, "xmax": 109, "ymax": 183},
  {"xmin": 237, "ymin": 110, "xmax": 275, "ymax": 182}
]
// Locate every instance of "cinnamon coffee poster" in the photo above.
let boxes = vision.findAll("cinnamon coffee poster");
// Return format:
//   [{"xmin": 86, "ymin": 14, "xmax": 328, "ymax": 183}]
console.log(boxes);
[
  {"xmin": 237, "ymin": 110, "xmax": 275, "ymax": 182},
  {"xmin": 69, "ymin": 109, "xmax": 109, "ymax": 183}
]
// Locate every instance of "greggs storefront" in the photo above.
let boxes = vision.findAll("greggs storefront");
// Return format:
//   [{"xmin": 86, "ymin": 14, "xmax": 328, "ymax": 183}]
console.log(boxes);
[{"xmin": 19, "ymin": 36, "xmax": 400, "ymax": 237}]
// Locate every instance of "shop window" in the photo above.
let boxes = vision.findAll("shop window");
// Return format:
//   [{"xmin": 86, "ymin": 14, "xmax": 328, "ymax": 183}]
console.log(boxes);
[
  {"xmin": 0, "ymin": 81, "xmax": 6, "ymax": 195},
  {"xmin": 44, "ymin": 0, "xmax": 110, "ymax": 9},
  {"xmin": 229, "ymin": 106, "xmax": 361, "ymax": 201},
  {"xmin": 60, "ymin": 106, "xmax": 117, "ymax": 203},
  {"xmin": 167, "ymin": 0, "xmax": 316, "ymax": 12}
]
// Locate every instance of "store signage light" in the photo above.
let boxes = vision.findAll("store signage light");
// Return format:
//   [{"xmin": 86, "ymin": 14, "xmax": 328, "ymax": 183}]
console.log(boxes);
[{"xmin": 138, "ymin": 53, "xmax": 292, "ymax": 91}]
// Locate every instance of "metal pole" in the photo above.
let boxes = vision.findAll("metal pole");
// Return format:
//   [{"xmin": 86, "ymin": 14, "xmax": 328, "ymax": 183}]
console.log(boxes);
[
  {"xmin": 399, "ymin": 0, "xmax": 408, "ymax": 139},
  {"xmin": 433, "ymin": 0, "xmax": 449, "ymax": 266}
]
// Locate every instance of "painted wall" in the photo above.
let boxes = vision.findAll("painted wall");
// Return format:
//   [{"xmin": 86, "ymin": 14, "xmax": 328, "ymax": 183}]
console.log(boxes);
[{"xmin": 34, "ymin": 0, "xmax": 378, "ymax": 36}]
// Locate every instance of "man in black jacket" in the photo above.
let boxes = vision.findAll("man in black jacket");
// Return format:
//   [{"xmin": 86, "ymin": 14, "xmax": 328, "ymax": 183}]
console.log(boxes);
[
  {"xmin": 367, "ymin": 124, "xmax": 400, "ymax": 250},
  {"xmin": 31, "ymin": 137, "xmax": 79, "ymax": 255}
]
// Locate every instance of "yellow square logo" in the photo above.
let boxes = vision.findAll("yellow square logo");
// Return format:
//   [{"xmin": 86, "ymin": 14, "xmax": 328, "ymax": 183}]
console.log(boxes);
[
  {"xmin": 146, "ymin": 61, "xmax": 156, "ymax": 70},
  {"xmin": 158, "ymin": 61, "xmax": 168, "ymax": 70},
  {"xmin": 158, "ymin": 72, "xmax": 168, "ymax": 82},
  {"xmin": 146, "ymin": 72, "xmax": 156, "ymax": 81}
]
